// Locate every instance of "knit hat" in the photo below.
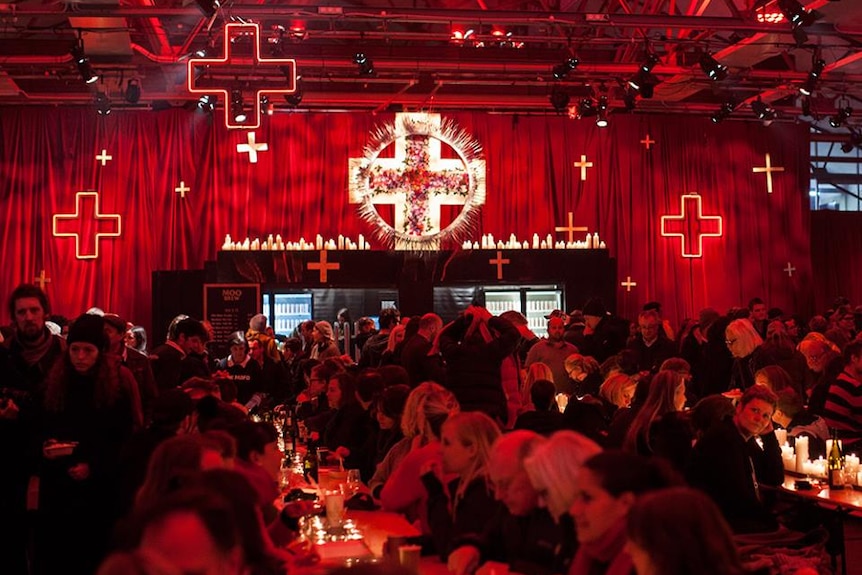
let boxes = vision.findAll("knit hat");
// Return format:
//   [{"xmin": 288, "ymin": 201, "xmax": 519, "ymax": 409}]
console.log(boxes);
[
  {"xmin": 67, "ymin": 313, "xmax": 108, "ymax": 350},
  {"xmin": 315, "ymin": 321, "xmax": 334, "ymax": 341},
  {"xmin": 249, "ymin": 313, "xmax": 267, "ymax": 332},
  {"xmin": 582, "ymin": 297, "xmax": 607, "ymax": 318}
]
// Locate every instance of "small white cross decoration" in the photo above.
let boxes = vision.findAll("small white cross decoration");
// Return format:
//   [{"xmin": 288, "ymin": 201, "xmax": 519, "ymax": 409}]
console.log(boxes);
[
  {"xmin": 574, "ymin": 154, "xmax": 594, "ymax": 181},
  {"xmin": 174, "ymin": 181, "xmax": 190, "ymax": 199},
  {"xmin": 96, "ymin": 149, "xmax": 113, "ymax": 166},
  {"xmin": 640, "ymin": 135, "xmax": 655, "ymax": 150},
  {"xmin": 237, "ymin": 131, "xmax": 269, "ymax": 163},
  {"xmin": 621, "ymin": 276, "xmax": 638, "ymax": 292},
  {"xmin": 784, "ymin": 262, "xmax": 796, "ymax": 277},
  {"xmin": 752, "ymin": 153, "xmax": 784, "ymax": 195},
  {"xmin": 34, "ymin": 269, "xmax": 51, "ymax": 290}
]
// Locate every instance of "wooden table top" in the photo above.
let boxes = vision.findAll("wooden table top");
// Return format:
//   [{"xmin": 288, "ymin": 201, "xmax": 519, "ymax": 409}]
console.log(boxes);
[{"xmin": 780, "ymin": 474, "xmax": 862, "ymax": 514}]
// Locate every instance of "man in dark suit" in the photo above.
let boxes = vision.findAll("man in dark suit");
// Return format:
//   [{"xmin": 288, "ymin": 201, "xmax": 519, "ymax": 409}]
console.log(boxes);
[
  {"xmin": 149, "ymin": 316, "xmax": 209, "ymax": 390},
  {"xmin": 400, "ymin": 313, "xmax": 445, "ymax": 386}
]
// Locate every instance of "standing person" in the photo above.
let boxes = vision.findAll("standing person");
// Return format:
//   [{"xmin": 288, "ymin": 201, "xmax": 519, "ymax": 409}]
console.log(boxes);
[
  {"xmin": 360, "ymin": 308, "xmax": 401, "ymax": 369},
  {"xmin": 217, "ymin": 331, "xmax": 263, "ymax": 406},
  {"xmin": 626, "ymin": 310, "xmax": 678, "ymax": 375},
  {"xmin": 246, "ymin": 313, "xmax": 281, "ymax": 363},
  {"xmin": 104, "ymin": 313, "xmax": 158, "ymax": 425},
  {"xmin": 400, "ymin": 313, "xmax": 446, "ymax": 386},
  {"xmin": 309, "ymin": 321, "xmax": 340, "ymax": 361},
  {"xmin": 749, "ymin": 297, "xmax": 769, "ymax": 340},
  {"xmin": 149, "ymin": 316, "xmax": 209, "ymax": 390},
  {"xmin": 438, "ymin": 306, "xmax": 519, "ymax": 424},
  {"xmin": 526, "ymin": 316, "xmax": 579, "ymax": 393},
  {"xmin": 1, "ymin": 284, "xmax": 66, "ymax": 575},
  {"xmin": 38, "ymin": 314, "xmax": 143, "ymax": 574},
  {"xmin": 580, "ymin": 298, "xmax": 627, "ymax": 363},
  {"xmin": 422, "ymin": 412, "xmax": 504, "ymax": 561}
]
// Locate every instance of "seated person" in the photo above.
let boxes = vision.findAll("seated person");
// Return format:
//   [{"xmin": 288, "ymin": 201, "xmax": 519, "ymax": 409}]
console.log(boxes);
[
  {"xmin": 773, "ymin": 387, "xmax": 828, "ymax": 459},
  {"xmin": 446, "ymin": 431, "xmax": 576, "ymax": 575},
  {"xmin": 514, "ymin": 379, "xmax": 565, "ymax": 436},
  {"xmin": 686, "ymin": 386, "xmax": 784, "ymax": 534},
  {"xmin": 421, "ymin": 412, "xmax": 504, "ymax": 561},
  {"xmin": 227, "ymin": 421, "xmax": 283, "ymax": 524},
  {"xmin": 321, "ymin": 372, "xmax": 373, "ymax": 473}
]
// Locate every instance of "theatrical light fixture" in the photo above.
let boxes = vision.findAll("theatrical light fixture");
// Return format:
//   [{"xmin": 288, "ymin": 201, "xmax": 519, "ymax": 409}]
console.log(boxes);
[
  {"xmin": 194, "ymin": 0, "xmax": 220, "ymax": 18},
  {"xmin": 552, "ymin": 57, "xmax": 580, "ymax": 80},
  {"xmin": 354, "ymin": 52, "xmax": 374, "ymax": 76},
  {"xmin": 641, "ymin": 52, "xmax": 660, "ymax": 73},
  {"xmin": 622, "ymin": 89, "xmax": 637, "ymax": 112},
  {"xmin": 829, "ymin": 104, "xmax": 852, "ymax": 128},
  {"xmin": 751, "ymin": 98, "xmax": 776, "ymax": 126},
  {"xmin": 260, "ymin": 95, "xmax": 274, "ymax": 116},
  {"xmin": 595, "ymin": 95, "xmax": 609, "ymax": 128},
  {"xmin": 777, "ymin": 0, "xmax": 817, "ymax": 30},
  {"xmin": 230, "ymin": 89, "xmax": 247, "ymax": 123},
  {"xmin": 576, "ymin": 98, "xmax": 597, "ymax": 119},
  {"xmin": 841, "ymin": 131, "xmax": 862, "ymax": 154},
  {"xmin": 124, "ymin": 79, "xmax": 141, "ymax": 104},
  {"xmin": 549, "ymin": 89, "xmax": 570, "ymax": 113},
  {"xmin": 94, "ymin": 91, "xmax": 111, "ymax": 115},
  {"xmin": 71, "ymin": 44, "xmax": 99, "ymax": 85},
  {"xmin": 197, "ymin": 94, "xmax": 216, "ymax": 113},
  {"xmin": 799, "ymin": 57, "xmax": 826, "ymax": 96},
  {"xmin": 710, "ymin": 100, "xmax": 737, "ymax": 123},
  {"xmin": 698, "ymin": 51, "xmax": 728, "ymax": 81},
  {"xmin": 627, "ymin": 71, "xmax": 655, "ymax": 98}
]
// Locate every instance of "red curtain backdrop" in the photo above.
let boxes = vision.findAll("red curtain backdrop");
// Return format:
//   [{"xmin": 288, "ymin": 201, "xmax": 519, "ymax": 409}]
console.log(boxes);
[
  {"xmin": 811, "ymin": 211, "xmax": 862, "ymax": 312},
  {"xmin": 0, "ymin": 108, "xmax": 811, "ymax": 333}
]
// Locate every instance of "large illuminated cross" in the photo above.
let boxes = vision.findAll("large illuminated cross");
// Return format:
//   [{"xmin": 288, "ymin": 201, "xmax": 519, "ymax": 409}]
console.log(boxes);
[
  {"xmin": 187, "ymin": 22, "xmax": 297, "ymax": 130},
  {"xmin": 660, "ymin": 193, "xmax": 722, "ymax": 258},
  {"xmin": 352, "ymin": 116, "xmax": 471, "ymax": 249},
  {"xmin": 53, "ymin": 191, "xmax": 122, "ymax": 259}
]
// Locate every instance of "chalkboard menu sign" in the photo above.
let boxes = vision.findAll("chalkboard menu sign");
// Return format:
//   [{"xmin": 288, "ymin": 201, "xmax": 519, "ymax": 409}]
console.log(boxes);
[{"xmin": 203, "ymin": 284, "xmax": 261, "ymax": 353}]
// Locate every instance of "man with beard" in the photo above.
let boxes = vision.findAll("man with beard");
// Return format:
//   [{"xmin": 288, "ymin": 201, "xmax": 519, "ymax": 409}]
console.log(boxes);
[
  {"xmin": 526, "ymin": 316, "xmax": 579, "ymax": 393},
  {"xmin": 1, "ymin": 284, "xmax": 66, "ymax": 574}
]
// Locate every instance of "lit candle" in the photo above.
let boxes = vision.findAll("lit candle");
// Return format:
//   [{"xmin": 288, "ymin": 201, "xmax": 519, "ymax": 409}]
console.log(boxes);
[
  {"xmin": 775, "ymin": 429, "xmax": 787, "ymax": 446},
  {"xmin": 522, "ymin": 240, "xmax": 529, "ymax": 249},
  {"xmin": 338, "ymin": 235, "xmax": 344, "ymax": 250},
  {"xmin": 532, "ymin": 233, "xmax": 540, "ymax": 250},
  {"xmin": 586, "ymin": 234, "xmax": 593, "ymax": 249},
  {"xmin": 599, "ymin": 241, "xmax": 606, "ymax": 249},
  {"xmin": 222, "ymin": 234, "xmax": 232, "ymax": 250},
  {"xmin": 795, "ymin": 436, "xmax": 809, "ymax": 473}
]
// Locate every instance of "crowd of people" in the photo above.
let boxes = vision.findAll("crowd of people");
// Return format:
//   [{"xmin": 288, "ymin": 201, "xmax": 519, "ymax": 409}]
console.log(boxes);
[{"xmin": 1, "ymin": 282, "xmax": 860, "ymax": 575}]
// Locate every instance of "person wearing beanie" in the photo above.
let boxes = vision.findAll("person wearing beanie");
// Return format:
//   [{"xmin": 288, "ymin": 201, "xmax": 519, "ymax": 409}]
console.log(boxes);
[
  {"xmin": 310, "ymin": 321, "xmax": 340, "ymax": 361},
  {"xmin": 38, "ymin": 312, "xmax": 143, "ymax": 574},
  {"xmin": 246, "ymin": 313, "xmax": 281, "ymax": 364}
]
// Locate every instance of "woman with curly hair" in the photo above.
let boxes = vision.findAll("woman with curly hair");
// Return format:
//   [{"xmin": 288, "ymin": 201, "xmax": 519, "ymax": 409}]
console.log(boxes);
[{"xmin": 38, "ymin": 313, "xmax": 143, "ymax": 573}]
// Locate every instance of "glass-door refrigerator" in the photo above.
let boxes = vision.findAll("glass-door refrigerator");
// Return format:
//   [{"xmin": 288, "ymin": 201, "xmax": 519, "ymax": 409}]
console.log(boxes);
[
  {"xmin": 483, "ymin": 286, "xmax": 562, "ymax": 338},
  {"xmin": 262, "ymin": 292, "xmax": 313, "ymax": 337}
]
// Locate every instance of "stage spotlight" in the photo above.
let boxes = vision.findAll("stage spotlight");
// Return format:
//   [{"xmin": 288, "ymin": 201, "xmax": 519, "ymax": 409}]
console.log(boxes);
[
  {"xmin": 94, "ymin": 91, "xmax": 111, "ymax": 115},
  {"xmin": 829, "ymin": 105, "xmax": 852, "ymax": 128},
  {"xmin": 799, "ymin": 57, "xmax": 825, "ymax": 97},
  {"xmin": 230, "ymin": 89, "xmax": 247, "ymax": 123},
  {"xmin": 777, "ymin": 0, "xmax": 817, "ymax": 30},
  {"xmin": 194, "ymin": 0, "xmax": 220, "ymax": 18},
  {"xmin": 628, "ymin": 71, "xmax": 655, "ymax": 98},
  {"xmin": 124, "ymin": 79, "xmax": 141, "ymax": 104},
  {"xmin": 354, "ymin": 52, "xmax": 374, "ymax": 76},
  {"xmin": 197, "ymin": 94, "xmax": 216, "ymax": 113},
  {"xmin": 260, "ymin": 95, "xmax": 274, "ymax": 116},
  {"xmin": 595, "ymin": 95, "xmax": 609, "ymax": 127},
  {"xmin": 552, "ymin": 57, "xmax": 579, "ymax": 80},
  {"xmin": 549, "ymin": 89, "xmax": 570, "ymax": 112},
  {"xmin": 622, "ymin": 89, "xmax": 637, "ymax": 112},
  {"xmin": 699, "ymin": 51, "xmax": 728, "ymax": 81},
  {"xmin": 751, "ymin": 98, "xmax": 776, "ymax": 125},
  {"xmin": 641, "ymin": 52, "xmax": 660, "ymax": 73},
  {"xmin": 711, "ymin": 100, "xmax": 736, "ymax": 123},
  {"xmin": 576, "ymin": 98, "xmax": 597, "ymax": 119},
  {"xmin": 285, "ymin": 77, "xmax": 303, "ymax": 107},
  {"xmin": 71, "ymin": 44, "xmax": 99, "ymax": 84},
  {"xmin": 840, "ymin": 131, "xmax": 862, "ymax": 154}
]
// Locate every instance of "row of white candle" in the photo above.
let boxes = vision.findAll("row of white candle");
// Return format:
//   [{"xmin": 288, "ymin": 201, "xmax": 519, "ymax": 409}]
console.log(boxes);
[
  {"xmin": 221, "ymin": 234, "xmax": 371, "ymax": 252},
  {"xmin": 776, "ymin": 432, "xmax": 862, "ymax": 484},
  {"xmin": 464, "ymin": 232, "xmax": 607, "ymax": 251}
]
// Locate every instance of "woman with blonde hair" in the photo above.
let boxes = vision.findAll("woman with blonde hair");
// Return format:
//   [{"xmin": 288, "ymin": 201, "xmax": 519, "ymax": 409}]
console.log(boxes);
[
  {"xmin": 423, "ymin": 412, "xmax": 503, "ymax": 559},
  {"xmin": 599, "ymin": 373, "xmax": 637, "ymax": 411},
  {"xmin": 565, "ymin": 353, "xmax": 602, "ymax": 397},
  {"xmin": 798, "ymin": 332, "xmax": 844, "ymax": 412},
  {"xmin": 380, "ymin": 324, "xmax": 407, "ymax": 366},
  {"xmin": 379, "ymin": 383, "xmax": 460, "ymax": 531},
  {"xmin": 523, "ymin": 430, "xmax": 602, "ymax": 521},
  {"xmin": 725, "ymin": 318, "xmax": 764, "ymax": 390},
  {"xmin": 521, "ymin": 362, "xmax": 554, "ymax": 413}
]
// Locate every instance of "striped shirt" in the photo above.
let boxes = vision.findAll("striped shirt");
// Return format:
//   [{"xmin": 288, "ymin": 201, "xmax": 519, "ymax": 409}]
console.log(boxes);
[{"xmin": 822, "ymin": 370, "xmax": 862, "ymax": 440}]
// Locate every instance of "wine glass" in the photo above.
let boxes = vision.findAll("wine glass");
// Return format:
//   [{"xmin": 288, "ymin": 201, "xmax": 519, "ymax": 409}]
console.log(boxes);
[{"xmin": 344, "ymin": 469, "xmax": 362, "ymax": 498}]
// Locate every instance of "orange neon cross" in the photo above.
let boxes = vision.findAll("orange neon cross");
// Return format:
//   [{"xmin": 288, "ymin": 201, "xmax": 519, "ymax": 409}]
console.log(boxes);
[
  {"xmin": 660, "ymin": 194, "xmax": 722, "ymax": 258},
  {"xmin": 53, "ymin": 191, "xmax": 122, "ymax": 259}
]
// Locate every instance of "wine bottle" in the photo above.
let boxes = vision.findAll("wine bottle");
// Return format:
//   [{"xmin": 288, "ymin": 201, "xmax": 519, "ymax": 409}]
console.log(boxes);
[
  {"xmin": 303, "ymin": 438, "xmax": 319, "ymax": 482},
  {"xmin": 828, "ymin": 428, "xmax": 844, "ymax": 490}
]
